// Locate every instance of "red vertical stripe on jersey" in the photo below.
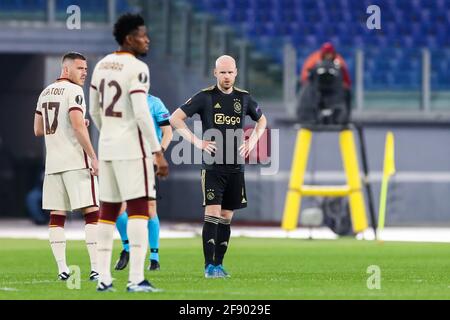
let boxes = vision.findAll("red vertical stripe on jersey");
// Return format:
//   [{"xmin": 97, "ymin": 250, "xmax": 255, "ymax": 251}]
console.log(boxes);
[
  {"xmin": 83, "ymin": 151, "xmax": 97, "ymax": 206},
  {"xmin": 138, "ymin": 129, "xmax": 149, "ymax": 197},
  {"xmin": 83, "ymin": 151, "xmax": 89, "ymax": 169},
  {"xmin": 90, "ymin": 174, "xmax": 97, "ymax": 207}
]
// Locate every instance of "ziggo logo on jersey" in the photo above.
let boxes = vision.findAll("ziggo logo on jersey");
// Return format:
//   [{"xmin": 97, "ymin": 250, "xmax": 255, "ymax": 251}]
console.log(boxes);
[{"xmin": 214, "ymin": 114, "xmax": 241, "ymax": 125}]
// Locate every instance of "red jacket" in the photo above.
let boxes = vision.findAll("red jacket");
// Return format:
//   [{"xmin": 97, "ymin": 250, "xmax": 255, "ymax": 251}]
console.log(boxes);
[{"xmin": 300, "ymin": 50, "xmax": 352, "ymax": 89}]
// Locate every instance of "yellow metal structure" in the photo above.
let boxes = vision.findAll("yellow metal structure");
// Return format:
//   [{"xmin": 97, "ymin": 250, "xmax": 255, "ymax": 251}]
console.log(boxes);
[
  {"xmin": 282, "ymin": 128, "xmax": 368, "ymax": 233},
  {"xmin": 377, "ymin": 131, "xmax": 396, "ymax": 234}
]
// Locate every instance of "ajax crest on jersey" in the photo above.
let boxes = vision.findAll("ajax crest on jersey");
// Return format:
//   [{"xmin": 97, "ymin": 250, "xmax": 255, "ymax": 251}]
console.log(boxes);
[{"xmin": 233, "ymin": 101, "xmax": 242, "ymax": 114}]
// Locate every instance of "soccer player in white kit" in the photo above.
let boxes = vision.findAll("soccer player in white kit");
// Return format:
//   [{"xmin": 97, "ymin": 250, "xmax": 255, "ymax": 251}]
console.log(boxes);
[
  {"xmin": 34, "ymin": 52, "xmax": 100, "ymax": 282},
  {"xmin": 89, "ymin": 13, "xmax": 169, "ymax": 292}
]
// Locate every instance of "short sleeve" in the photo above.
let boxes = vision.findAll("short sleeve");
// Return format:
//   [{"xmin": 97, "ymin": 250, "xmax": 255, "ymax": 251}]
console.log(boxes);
[
  {"xmin": 68, "ymin": 85, "xmax": 86, "ymax": 115},
  {"xmin": 152, "ymin": 98, "xmax": 171, "ymax": 124},
  {"xmin": 35, "ymin": 95, "xmax": 42, "ymax": 115},
  {"xmin": 246, "ymin": 94, "xmax": 263, "ymax": 121},
  {"xmin": 179, "ymin": 92, "xmax": 205, "ymax": 117},
  {"xmin": 129, "ymin": 62, "xmax": 150, "ymax": 95},
  {"xmin": 90, "ymin": 64, "xmax": 98, "ymax": 91}
]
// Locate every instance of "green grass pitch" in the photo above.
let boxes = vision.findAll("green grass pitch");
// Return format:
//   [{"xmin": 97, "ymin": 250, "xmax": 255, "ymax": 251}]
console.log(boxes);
[{"xmin": 0, "ymin": 237, "xmax": 449, "ymax": 300}]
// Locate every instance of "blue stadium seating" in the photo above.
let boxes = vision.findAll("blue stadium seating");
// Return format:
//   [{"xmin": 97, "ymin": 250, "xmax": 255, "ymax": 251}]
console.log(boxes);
[
  {"xmin": 55, "ymin": 0, "xmax": 108, "ymax": 18},
  {"xmin": 0, "ymin": 0, "xmax": 46, "ymax": 12},
  {"xmin": 1, "ymin": 0, "xmax": 130, "ymax": 17},
  {"xmin": 186, "ymin": 0, "xmax": 450, "ymax": 90}
]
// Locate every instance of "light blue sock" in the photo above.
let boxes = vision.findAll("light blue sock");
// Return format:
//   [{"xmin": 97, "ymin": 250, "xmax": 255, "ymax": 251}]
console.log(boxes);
[
  {"xmin": 148, "ymin": 215, "xmax": 160, "ymax": 261},
  {"xmin": 116, "ymin": 211, "xmax": 129, "ymax": 252}
]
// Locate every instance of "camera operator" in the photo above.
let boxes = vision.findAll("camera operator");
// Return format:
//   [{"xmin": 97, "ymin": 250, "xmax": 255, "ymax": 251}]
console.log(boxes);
[{"xmin": 297, "ymin": 42, "xmax": 352, "ymax": 125}]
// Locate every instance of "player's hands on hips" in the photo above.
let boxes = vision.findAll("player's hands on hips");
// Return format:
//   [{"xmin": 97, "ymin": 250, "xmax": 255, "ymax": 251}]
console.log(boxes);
[
  {"xmin": 154, "ymin": 151, "xmax": 169, "ymax": 178},
  {"xmin": 90, "ymin": 157, "xmax": 99, "ymax": 176},
  {"xmin": 195, "ymin": 139, "xmax": 217, "ymax": 155}
]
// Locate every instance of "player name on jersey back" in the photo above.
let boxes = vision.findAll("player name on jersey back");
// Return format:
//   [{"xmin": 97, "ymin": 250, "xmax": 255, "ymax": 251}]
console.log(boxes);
[
  {"xmin": 91, "ymin": 52, "xmax": 151, "ymax": 160},
  {"xmin": 36, "ymin": 79, "xmax": 89, "ymax": 175}
]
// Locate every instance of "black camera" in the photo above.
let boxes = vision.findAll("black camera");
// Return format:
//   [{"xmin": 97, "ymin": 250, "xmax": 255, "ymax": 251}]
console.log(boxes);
[{"xmin": 297, "ymin": 59, "xmax": 351, "ymax": 125}]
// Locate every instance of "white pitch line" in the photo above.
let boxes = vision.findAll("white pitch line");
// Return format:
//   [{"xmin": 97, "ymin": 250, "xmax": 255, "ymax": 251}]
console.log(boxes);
[
  {"xmin": 0, "ymin": 279, "xmax": 57, "ymax": 286},
  {"xmin": 0, "ymin": 287, "xmax": 19, "ymax": 292},
  {"xmin": 0, "ymin": 279, "xmax": 93, "ymax": 286}
]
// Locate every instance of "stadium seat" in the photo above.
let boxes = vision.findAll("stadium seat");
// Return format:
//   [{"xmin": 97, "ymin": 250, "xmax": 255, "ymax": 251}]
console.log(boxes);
[
  {"xmin": 184, "ymin": 0, "xmax": 450, "ymax": 90},
  {"xmin": 0, "ymin": 0, "xmax": 45, "ymax": 11}
]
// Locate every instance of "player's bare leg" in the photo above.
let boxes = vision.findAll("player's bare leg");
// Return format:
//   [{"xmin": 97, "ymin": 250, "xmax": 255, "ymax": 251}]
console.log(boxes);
[
  {"xmin": 80, "ymin": 206, "xmax": 99, "ymax": 281},
  {"xmin": 148, "ymin": 200, "xmax": 157, "ymax": 218},
  {"xmin": 48, "ymin": 211, "xmax": 70, "ymax": 280},
  {"xmin": 97, "ymin": 202, "xmax": 121, "ymax": 292},
  {"xmin": 215, "ymin": 209, "xmax": 233, "ymax": 278},
  {"xmin": 203, "ymin": 205, "xmax": 221, "ymax": 278}
]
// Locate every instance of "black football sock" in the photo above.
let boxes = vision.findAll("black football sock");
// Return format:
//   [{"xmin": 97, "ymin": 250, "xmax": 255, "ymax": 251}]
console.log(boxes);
[
  {"xmin": 202, "ymin": 215, "xmax": 219, "ymax": 267},
  {"xmin": 215, "ymin": 218, "xmax": 231, "ymax": 266}
]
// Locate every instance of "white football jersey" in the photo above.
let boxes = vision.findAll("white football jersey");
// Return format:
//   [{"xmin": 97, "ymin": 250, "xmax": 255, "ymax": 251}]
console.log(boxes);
[
  {"xmin": 90, "ymin": 52, "xmax": 153, "ymax": 160},
  {"xmin": 36, "ymin": 79, "xmax": 89, "ymax": 174}
]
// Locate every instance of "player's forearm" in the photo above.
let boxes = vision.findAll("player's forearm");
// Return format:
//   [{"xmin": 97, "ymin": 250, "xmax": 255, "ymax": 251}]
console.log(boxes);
[
  {"xmin": 34, "ymin": 128, "xmax": 44, "ymax": 137},
  {"xmin": 160, "ymin": 126, "xmax": 173, "ymax": 152},
  {"xmin": 136, "ymin": 116, "xmax": 162, "ymax": 153},
  {"xmin": 170, "ymin": 116, "xmax": 200, "ymax": 146},
  {"xmin": 73, "ymin": 126, "xmax": 97, "ymax": 160},
  {"xmin": 250, "ymin": 115, "xmax": 267, "ymax": 143},
  {"xmin": 34, "ymin": 115, "xmax": 44, "ymax": 137},
  {"xmin": 131, "ymin": 93, "xmax": 161, "ymax": 153}
]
